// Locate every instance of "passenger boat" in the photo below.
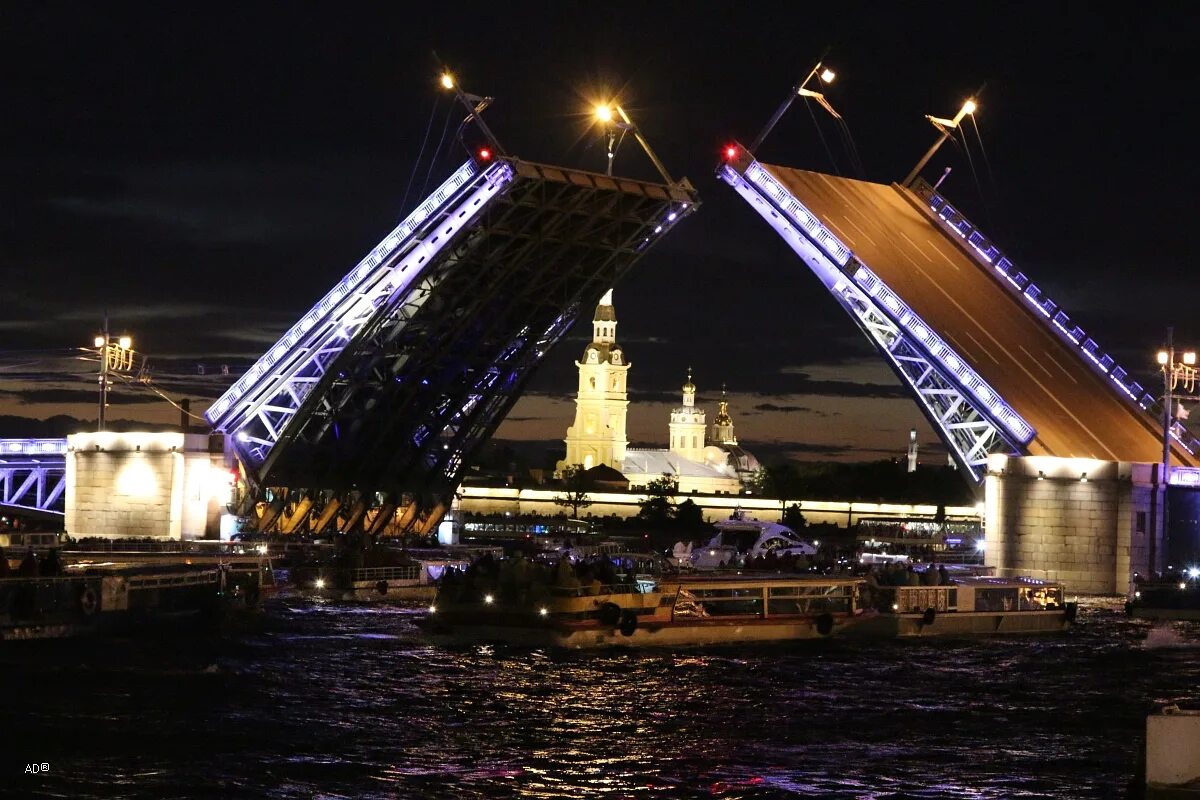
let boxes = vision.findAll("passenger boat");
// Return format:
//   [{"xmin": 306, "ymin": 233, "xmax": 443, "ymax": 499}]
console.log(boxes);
[
  {"xmin": 0, "ymin": 562, "xmax": 224, "ymax": 641},
  {"xmin": 424, "ymin": 566, "xmax": 1075, "ymax": 649},
  {"xmin": 672, "ymin": 510, "xmax": 816, "ymax": 570},
  {"xmin": 298, "ymin": 558, "xmax": 469, "ymax": 602}
]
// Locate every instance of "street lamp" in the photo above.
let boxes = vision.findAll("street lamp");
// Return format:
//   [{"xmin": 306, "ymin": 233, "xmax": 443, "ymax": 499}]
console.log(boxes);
[
  {"xmin": 1157, "ymin": 326, "xmax": 1197, "ymax": 470},
  {"xmin": 94, "ymin": 317, "xmax": 134, "ymax": 432},
  {"xmin": 903, "ymin": 97, "xmax": 978, "ymax": 187},
  {"xmin": 590, "ymin": 102, "xmax": 676, "ymax": 186},
  {"xmin": 749, "ymin": 60, "xmax": 841, "ymax": 155}
]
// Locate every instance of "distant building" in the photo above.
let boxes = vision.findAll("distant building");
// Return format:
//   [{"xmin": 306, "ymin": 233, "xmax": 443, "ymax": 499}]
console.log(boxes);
[{"xmin": 557, "ymin": 291, "xmax": 760, "ymax": 494}]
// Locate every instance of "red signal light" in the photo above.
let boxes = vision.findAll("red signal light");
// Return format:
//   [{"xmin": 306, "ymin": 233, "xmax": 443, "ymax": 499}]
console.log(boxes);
[
  {"xmin": 724, "ymin": 145, "xmax": 738, "ymax": 160},
  {"xmin": 478, "ymin": 147, "xmax": 492, "ymax": 161}
]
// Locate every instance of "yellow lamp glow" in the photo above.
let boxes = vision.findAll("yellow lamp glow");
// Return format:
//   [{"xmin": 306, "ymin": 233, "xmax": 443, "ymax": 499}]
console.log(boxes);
[
  {"xmin": 1184, "ymin": 352, "xmax": 1197, "ymax": 366},
  {"xmin": 1158, "ymin": 351, "xmax": 1170, "ymax": 365},
  {"xmin": 118, "ymin": 335, "xmax": 132, "ymax": 350},
  {"xmin": 94, "ymin": 336, "xmax": 105, "ymax": 347},
  {"xmin": 820, "ymin": 68, "xmax": 836, "ymax": 84},
  {"xmin": 594, "ymin": 104, "xmax": 613, "ymax": 123},
  {"xmin": 440, "ymin": 73, "xmax": 454, "ymax": 90},
  {"xmin": 962, "ymin": 99, "xmax": 977, "ymax": 115}
]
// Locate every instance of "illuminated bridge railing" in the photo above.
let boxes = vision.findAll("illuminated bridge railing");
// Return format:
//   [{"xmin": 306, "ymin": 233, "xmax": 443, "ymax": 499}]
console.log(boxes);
[
  {"xmin": 721, "ymin": 151, "xmax": 1032, "ymax": 480},
  {"xmin": 205, "ymin": 158, "xmax": 515, "ymax": 468},
  {"xmin": 0, "ymin": 439, "xmax": 67, "ymax": 515},
  {"xmin": 912, "ymin": 178, "xmax": 1199, "ymax": 456},
  {"xmin": 738, "ymin": 159, "xmax": 1035, "ymax": 447}
]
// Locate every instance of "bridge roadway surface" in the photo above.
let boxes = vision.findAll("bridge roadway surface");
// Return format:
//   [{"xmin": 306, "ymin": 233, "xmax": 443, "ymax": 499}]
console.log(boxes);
[{"xmin": 763, "ymin": 164, "xmax": 1198, "ymax": 466}]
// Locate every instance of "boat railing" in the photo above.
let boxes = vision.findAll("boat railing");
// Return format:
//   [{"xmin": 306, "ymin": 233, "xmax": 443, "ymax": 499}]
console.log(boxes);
[
  {"xmin": 548, "ymin": 581, "xmax": 645, "ymax": 597},
  {"xmin": 125, "ymin": 569, "xmax": 220, "ymax": 591},
  {"xmin": 350, "ymin": 565, "xmax": 421, "ymax": 583}
]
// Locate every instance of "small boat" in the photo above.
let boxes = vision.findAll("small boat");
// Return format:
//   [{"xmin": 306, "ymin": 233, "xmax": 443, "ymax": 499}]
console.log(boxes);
[
  {"xmin": 297, "ymin": 559, "xmax": 469, "ymax": 602},
  {"xmin": 0, "ymin": 562, "xmax": 224, "ymax": 641},
  {"xmin": 424, "ymin": 561, "xmax": 1075, "ymax": 649},
  {"xmin": 674, "ymin": 510, "xmax": 816, "ymax": 570},
  {"xmin": 1125, "ymin": 573, "xmax": 1200, "ymax": 620}
]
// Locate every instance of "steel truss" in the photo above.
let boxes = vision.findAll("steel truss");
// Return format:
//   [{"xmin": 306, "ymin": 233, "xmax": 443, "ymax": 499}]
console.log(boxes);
[
  {"xmin": 720, "ymin": 152, "xmax": 1033, "ymax": 482},
  {"xmin": 209, "ymin": 158, "xmax": 697, "ymax": 530},
  {"xmin": 0, "ymin": 440, "xmax": 67, "ymax": 515}
]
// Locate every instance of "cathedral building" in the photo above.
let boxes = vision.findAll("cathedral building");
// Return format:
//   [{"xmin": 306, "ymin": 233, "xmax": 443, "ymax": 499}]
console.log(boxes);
[{"xmin": 557, "ymin": 291, "xmax": 760, "ymax": 495}]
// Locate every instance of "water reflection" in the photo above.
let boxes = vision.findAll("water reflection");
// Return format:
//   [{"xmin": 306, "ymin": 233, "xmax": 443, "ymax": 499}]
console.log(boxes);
[{"xmin": 1, "ymin": 597, "xmax": 1195, "ymax": 798}]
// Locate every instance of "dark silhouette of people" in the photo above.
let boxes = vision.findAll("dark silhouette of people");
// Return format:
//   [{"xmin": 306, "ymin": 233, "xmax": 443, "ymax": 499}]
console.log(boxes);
[
  {"xmin": 40, "ymin": 548, "xmax": 63, "ymax": 577},
  {"xmin": 0, "ymin": 546, "xmax": 9, "ymax": 578},
  {"xmin": 17, "ymin": 548, "xmax": 39, "ymax": 577}
]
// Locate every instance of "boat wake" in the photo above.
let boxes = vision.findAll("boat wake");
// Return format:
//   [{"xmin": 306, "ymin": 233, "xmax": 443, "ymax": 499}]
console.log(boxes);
[{"xmin": 1143, "ymin": 625, "xmax": 1198, "ymax": 649}]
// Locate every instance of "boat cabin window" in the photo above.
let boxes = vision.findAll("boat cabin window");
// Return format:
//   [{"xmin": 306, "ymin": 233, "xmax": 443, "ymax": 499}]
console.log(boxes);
[
  {"xmin": 674, "ymin": 586, "xmax": 763, "ymax": 617},
  {"xmin": 974, "ymin": 587, "xmax": 1019, "ymax": 612},
  {"xmin": 721, "ymin": 530, "xmax": 762, "ymax": 552},
  {"xmin": 761, "ymin": 537, "xmax": 795, "ymax": 552},
  {"xmin": 765, "ymin": 583, "xmax": 852, "ymax": 615}
]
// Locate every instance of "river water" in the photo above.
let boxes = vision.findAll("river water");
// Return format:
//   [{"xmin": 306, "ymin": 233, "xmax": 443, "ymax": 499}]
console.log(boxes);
[{"xmin": 4, "ymin": 597, "xmax": 1197, "ymax": 799}]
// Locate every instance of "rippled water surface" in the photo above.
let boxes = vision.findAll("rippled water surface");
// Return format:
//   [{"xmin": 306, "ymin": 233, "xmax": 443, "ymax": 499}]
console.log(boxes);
[{"xmin": 4, "ymin": 598, "xmax": 1198, "ymax": 799}]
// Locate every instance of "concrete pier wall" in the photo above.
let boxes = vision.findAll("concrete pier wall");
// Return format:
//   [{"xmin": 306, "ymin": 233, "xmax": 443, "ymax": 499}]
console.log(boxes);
[
  {"xmin": 984, "ymin": 455, "xmax": 1161, "ymax": 594},
  {"xmin": 65, "ymin": 432, "xmax": 227, "ymax": 540}
]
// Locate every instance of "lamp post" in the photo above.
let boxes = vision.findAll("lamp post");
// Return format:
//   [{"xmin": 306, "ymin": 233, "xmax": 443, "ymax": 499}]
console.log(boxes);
[
  {"xmin": 94, "ymin": 317, "xmax": 133, "ymax": 432},
  {"xmin": 1157, "ymin": 328, "xmax": 1197, "ymax": 472},
  {"xmin": 591, "ymin": 103, "xmax": 676, "ymax": 186},
  {"xmin": 749, "ymin": 61, "xmax": 839, "ymax": 155},
  {"xmin": 1155, "ymin": 327, "xmax": 1196, "ymax": 574},
  {"xmin": 902, "ymin": 97, "xmax": 977, "ymax": 188}
]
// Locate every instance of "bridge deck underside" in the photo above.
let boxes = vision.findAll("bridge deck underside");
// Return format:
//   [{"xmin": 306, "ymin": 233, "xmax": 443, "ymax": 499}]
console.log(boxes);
[
  {"xmin": 263, "ymin": 162, "xmax": 692, "ymax": 493},
  {"xmin": 763, "ymin": 164, "xmax": 1195, "ymax": 466}
]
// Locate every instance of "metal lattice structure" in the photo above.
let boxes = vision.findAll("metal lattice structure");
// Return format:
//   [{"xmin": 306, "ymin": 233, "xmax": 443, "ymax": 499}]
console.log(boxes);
[
  {"xmin": 720, "ymin": 150, "xmax": 1033, "ymax": 481},
  {"xmin": 0, "ymin": 439, "xmax": 67, "ymax": 516},
  {"xmin": 206, "ymin": 155, "xmax": 697, "ymax": 529}
]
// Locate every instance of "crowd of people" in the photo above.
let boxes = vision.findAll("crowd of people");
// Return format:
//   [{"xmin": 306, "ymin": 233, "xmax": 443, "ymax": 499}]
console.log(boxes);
[
  {"xmin": 438, "ymin": 551, "xmax": 641, "ymax": 605},
  {"xmin": 866, "ymin": 562, "xmax": 953, "ymax": 587},
  {"xmin": 0, "ymin": 546, "xmax": 64, "ymax": 578}
]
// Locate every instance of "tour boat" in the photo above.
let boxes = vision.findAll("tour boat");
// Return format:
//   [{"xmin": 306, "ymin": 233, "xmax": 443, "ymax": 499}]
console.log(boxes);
[
  {"xmin": 0, "ymin": 562, "xmax": 224, "ymax": 641},
  {"xmin": 673, "ymin": 510, "xmax": 816, "ymax": 570},
  {"xmin": 424, "ymin": 567, "xmax": 1075, "ymax": 649}
]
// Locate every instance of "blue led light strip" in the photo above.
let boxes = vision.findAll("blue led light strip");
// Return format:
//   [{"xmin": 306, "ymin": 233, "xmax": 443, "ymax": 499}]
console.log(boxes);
[
  {"xmin": 913, "ymin": 179, "xmax": 1197, "ymax": 456},
  {"xmin": 736, "ymin": 160, "xmax": 1035, "ymax": 447},
  {"xmin": 0, "ymin": 439, "xmax": 68, "ymax": 456},
  {"xmin": 206, "ymin": 160, "xmax": 483, "ymax": 425}
]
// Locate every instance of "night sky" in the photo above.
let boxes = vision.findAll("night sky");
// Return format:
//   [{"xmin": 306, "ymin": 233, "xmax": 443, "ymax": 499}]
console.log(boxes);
[{"xmin": 3, "ymin": 4, "xmax": 1197, "ymax": 466}]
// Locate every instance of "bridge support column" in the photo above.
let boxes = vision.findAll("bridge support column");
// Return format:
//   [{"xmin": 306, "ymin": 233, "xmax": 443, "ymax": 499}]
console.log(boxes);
[
  {"xmin": 65, "ymin": 432, "xmax": 226, "ymax": 540},
  {"xmin": 984, "ymin": 454, "xmax": 1159, "ymax": 594}
]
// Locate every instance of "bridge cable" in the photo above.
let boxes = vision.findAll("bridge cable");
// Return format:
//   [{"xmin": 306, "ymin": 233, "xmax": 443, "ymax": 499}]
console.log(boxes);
[
  {"xmin": 803, "ymin": 96, "xmax": 841, "ymax": 176},
  {"xmin": 399, "ymin": 93, "xmax": 443, "ymax": 217},
  {"xmin": 419, "ymin": 101, "xmax": 457, "ymax": 200}
]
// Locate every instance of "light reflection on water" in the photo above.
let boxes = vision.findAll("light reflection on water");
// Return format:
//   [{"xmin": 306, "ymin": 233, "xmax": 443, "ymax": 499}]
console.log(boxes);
[{"xmin": 2, "ymin": 597, "xmax": 1197, "ymax": 799}]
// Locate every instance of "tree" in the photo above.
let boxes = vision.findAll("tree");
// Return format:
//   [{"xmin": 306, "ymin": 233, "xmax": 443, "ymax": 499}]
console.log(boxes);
[
  {"xmin": 676, "ymin": 498, "xmax": 704, "ymax": 528},
  {"xmin": 554, "ymin": 464, "xmax": 593, "ymax": 517},
  {"xmin": 781, "ymin": 503, "xmax": 807, "ymax": 532},
  {"xmin": 763, "ymin": 463, "xmax": 805, "ymax": 520},
  {"xmin": 638, "ymin": 473, "xmax": 678, "ymax": 526}
]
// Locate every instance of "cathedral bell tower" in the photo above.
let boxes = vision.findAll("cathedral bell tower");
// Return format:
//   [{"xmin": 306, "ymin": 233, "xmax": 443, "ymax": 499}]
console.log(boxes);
[
  {"xmin": 711, "ymin": 384, "xmax": 737, "ymax": 445},
  {"xmin": 558, "ymin": 289, "xmax": 630, "ymax": 472},
  {"xmin": 669, "ymin": 368, "xmax": 706, "ymax": 463}
]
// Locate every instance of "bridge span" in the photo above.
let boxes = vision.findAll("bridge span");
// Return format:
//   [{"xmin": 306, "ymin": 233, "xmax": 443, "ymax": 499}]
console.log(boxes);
[{"xmin": 720, "ymin": 146, "xmax": 1199, "ymax": 480}]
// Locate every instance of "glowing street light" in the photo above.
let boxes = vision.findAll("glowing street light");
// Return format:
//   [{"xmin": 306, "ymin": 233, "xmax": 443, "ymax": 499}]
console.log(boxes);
[
  {"xmin": 93, "ymin": 316, "xmax": 134, "ymax": 432},
  {"xmin": 439, "ymin": 72, "xmax": 454, "ymax": 90},
  {"xmin": 749, "ymin": 60, "xmax": 843, "ymax": 154},
  {"xmin": 903, "ymin": 97, "xmax": 978, "ymax": 187},
  {"xmin": 590, "ymin": 101, "xmax": 676, "ymax": 185}
]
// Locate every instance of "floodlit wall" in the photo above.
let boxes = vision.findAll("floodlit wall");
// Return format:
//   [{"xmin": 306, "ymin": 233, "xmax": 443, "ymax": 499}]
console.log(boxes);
[
  {"xmin": 985, "ymin": 454, "xmax": 1161, "ymax": 594},
  {"xmin": 457, "ymin": 485, "xmax": 979, "ymax": 528},
  {"xmin": 65, "ymin": 432, "xmax": 227, "ymax": 540}
]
